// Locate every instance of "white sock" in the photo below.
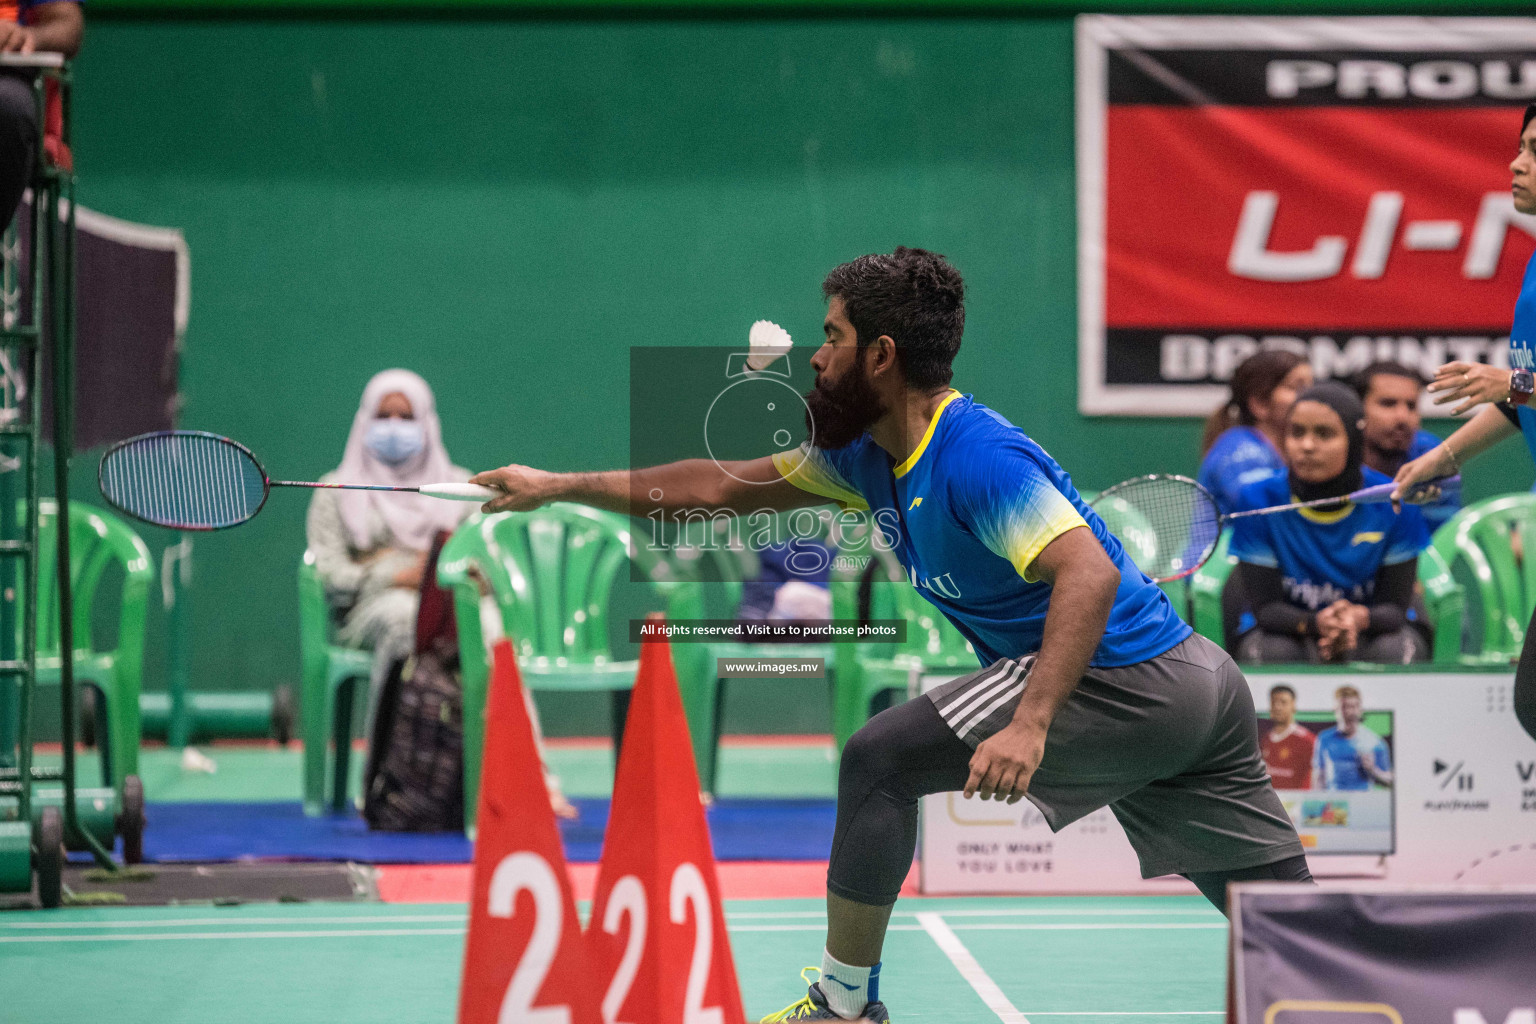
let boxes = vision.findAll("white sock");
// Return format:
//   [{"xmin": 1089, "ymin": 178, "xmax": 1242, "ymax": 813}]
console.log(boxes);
[{"xmin": 820, "ymin": 950, "xmax": 879, "ymax": 1020}]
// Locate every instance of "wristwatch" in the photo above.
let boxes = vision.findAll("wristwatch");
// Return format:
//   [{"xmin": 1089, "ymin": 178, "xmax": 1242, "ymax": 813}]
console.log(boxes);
[{"xmin": 1512, "ymin": 368, "xmax": 1536, "ymax": 407}]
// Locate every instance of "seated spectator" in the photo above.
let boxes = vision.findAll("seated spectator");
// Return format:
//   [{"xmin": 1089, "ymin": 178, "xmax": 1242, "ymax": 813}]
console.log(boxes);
[
  {"xmin": 738, "ymin": 538, "xmax": 833, "ymax": 624},
  {"xmin": 1199, "ymin": 350, "xmax": 1313, "ymax": 513},
  {"xmin": 1, "ymin": 0, "xmax": 84, "ymax": 230},
  {"xmin": 306, "ymin": 369, "xmax": 574, "ymax": 817},
  {"xmin": 1352, "ymin": 361, "xmax": 1460, "ymax": 531},
  {"xmin": 1230, "ymin": 382, "xmax": 1431, "ymax": 665}
]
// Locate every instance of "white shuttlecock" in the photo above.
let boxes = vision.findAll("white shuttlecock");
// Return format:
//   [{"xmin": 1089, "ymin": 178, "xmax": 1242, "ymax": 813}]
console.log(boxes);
[
  {"xmin": 747, "ymin": 320, "xmax": 794, "ymax": 371},
  {"xmin": 180, "ymin": 746, "xmax": 218, "ymax": 774}
]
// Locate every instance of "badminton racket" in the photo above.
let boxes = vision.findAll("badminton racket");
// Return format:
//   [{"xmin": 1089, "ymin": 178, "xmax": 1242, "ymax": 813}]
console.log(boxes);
[
  {"xmin": 1090, "ymin": 474, "xmax": 1439, "ymax": 584},
  {"xmin": 98, "ymin": 430, "xmax": 497, "ymax": 531}
]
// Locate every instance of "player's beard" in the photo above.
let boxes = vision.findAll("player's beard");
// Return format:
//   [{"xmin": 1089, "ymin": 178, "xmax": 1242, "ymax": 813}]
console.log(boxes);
[{"xmin": 805, "ymin": 358, "xmax": 887, "ymax": 451}]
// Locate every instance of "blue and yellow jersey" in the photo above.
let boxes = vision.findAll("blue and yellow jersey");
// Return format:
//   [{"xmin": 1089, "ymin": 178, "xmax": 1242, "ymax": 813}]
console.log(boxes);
[
  {"xmin": 1510, "ymin": 252, "xmax": 1536, "ymax": 465},
  {"xmin": 1229, "ymin": 467, "xmax": 1429, "ymax": 611},
  {"xmin": 772, "ymin": 391, "xmax": 1190, "ymax": 668},
  {"xmin": 1199, "ymin": 425, "xmax": 1284, "ymax": 513}
]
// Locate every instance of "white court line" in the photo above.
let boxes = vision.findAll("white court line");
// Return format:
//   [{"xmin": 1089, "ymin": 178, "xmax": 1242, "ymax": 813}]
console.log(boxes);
[
  {"xmin": 0, "ymin": 922, "xmax": 1218, "ymax": 940},
  {"xmin": 917, "ymin": 913, "xmax": 1031, "ymax": 1024},
  {"xmin": 0, "ymin": 928, "xmax": 466, "ymax": 944},
  {"xmin": 726, "ymin": 908, "xmax": 1220, "ymax": 920},
  {"xmin": 948, "ymin": 923, "xmax": 1225, "ymax": 931},
  {"xmin": 726, "ymin": 923, "xmax": 1222, "ymax": 933},
  {"xmin": 0, "ymin": 914, "xmax": 467, "ymax": 929}
]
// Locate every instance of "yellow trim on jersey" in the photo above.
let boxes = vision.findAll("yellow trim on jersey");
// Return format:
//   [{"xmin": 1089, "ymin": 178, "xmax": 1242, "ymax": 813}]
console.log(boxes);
[
  {"xmin": 1017, "ymin": 518, "xmax": 1089, "ymax": 583},
  {"xmin": 893, "ymin": 390, "xmax": 962, "ymax": 479},
  {"xmin": 1297, "ymin": 499, "xmax": 1354, "ymax": 525},
  {"xmin": 771, "ymin": 447, "xmax": 870, "ymax": 511}
]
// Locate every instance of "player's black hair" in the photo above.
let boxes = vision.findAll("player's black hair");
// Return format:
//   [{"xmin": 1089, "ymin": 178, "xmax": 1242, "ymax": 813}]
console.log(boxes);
[
  {"xmin": 1269, "ymin": 684, "xmax": 1296, "ymax": 701},
  {"xmin": 822, "ymin": 247, "xmax": 965, "ymax": 390},
  {"xmin": 1352, "ymin": 360, "xmax": 1425, "ymax": 400},
  {"xmin": 1524, "ymin": 103, "xmax": 1536, "ymax": 135}
]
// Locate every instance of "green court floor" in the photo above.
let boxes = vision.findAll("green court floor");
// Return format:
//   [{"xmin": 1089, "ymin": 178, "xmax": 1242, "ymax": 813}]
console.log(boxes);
[
  {"xmin": 0, "ymin": 896, "xmax": 1226, "ymax": 1023},
  {"xmin": 35, "ymin": 739, "xmax": 838, "ymax": 802}
]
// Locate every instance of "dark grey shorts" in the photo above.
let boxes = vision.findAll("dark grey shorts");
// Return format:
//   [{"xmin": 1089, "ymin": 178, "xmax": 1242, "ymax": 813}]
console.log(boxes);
[{"xmin": 925, "ymin": 632, "xmax": 1304, "ymax": 878}]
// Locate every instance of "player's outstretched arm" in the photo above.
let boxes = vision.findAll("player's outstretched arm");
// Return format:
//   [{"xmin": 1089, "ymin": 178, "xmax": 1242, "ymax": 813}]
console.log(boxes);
[
  {"xmin": 964, "ymin": 526, "xmax": 1121, "ymax": 803},
  {"xmin": 470, "ymin": 455, "xmax": 822, "ymax": 518}
]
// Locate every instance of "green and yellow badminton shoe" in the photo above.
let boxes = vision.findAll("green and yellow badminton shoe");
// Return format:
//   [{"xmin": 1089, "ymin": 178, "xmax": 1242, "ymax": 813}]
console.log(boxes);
[{"xmin": 760, "ymin": 969, "xmax": 891, "ymax": 1023}]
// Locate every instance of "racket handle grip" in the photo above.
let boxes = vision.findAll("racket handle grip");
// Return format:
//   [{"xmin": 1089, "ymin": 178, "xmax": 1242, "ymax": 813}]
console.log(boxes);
[
  {"xmin": 420, "ymin": 483, "xmax": 500, "ymax": 502},
  {"xmin": 1351, "ymin": 482, "xmax": 1398, "ymax": 503},
  {"xmin": 1353, "ymin": 480, "xmax": 1441, "ymax": 504}
]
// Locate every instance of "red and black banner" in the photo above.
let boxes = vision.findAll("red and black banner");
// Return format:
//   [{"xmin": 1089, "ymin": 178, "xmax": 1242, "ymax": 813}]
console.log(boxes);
[{"xmin": 1077, "ymin": 17, "xmax": 1536, "ymax": 415}]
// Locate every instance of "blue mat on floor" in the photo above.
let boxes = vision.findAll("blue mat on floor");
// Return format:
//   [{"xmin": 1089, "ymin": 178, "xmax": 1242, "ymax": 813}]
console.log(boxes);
[{"xmin": 138, "ymin": 798, "xmax": 836, "ymax": 864}]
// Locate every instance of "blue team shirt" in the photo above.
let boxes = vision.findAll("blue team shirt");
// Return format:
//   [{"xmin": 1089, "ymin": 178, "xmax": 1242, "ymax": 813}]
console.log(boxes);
[
  {"xmin": 1199, "ymin": 426, "xmax": 1285, "ymax": 513},
  {"xmin": 1312, "ymin": 725, "xmax": 1391, "ymax": 791},
  {"xmin": 1229, "ymin": 467, "xmax": 1430, "ymax": 611},
  {"xmin": 773, "ymin": 391, "xmax": 1191, "ymax": 667},
  {"xmin": 1511, "ymin": 251, "xmax": 1536, "ymax": 462}
]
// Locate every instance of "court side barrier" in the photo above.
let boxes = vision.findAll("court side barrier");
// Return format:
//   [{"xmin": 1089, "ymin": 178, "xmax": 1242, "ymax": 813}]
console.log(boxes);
[{"xmin": 1230, "ymin": 884, "xmax": 1536, "ymax": 1024}]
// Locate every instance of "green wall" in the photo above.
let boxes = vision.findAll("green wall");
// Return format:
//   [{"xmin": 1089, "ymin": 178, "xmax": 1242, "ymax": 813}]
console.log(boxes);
[{"xmin": 67, "ymin": 14, "xmax": 1532, "ymax": 725}]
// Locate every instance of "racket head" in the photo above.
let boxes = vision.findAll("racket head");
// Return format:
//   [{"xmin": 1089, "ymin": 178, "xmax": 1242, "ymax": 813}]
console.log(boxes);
[
  {"xmin": 98, "ymin": 430, "xmax": 271, "ymax": 531},
  {"xmin": 1091, "ymin": 473, "xmax": 1222, "ymax": 583}
]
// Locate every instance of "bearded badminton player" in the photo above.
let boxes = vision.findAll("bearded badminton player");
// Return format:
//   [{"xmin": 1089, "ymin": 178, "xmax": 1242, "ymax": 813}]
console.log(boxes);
[{"xmin": 472, "ymin": 247, "xmax": 1309, "ymax": 1023}]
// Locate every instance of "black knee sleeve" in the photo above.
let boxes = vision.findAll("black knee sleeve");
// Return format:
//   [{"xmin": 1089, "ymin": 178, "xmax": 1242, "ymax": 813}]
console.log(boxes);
[{"xmin": 826, "ymin": 698, "xmax": 972, "ymax": 906}]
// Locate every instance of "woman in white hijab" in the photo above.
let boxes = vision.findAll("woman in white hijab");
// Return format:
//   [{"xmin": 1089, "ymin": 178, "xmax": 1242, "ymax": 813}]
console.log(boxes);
[{"xmin": 306, "ymin": 369, "xmax": 575, "ymax": 819}]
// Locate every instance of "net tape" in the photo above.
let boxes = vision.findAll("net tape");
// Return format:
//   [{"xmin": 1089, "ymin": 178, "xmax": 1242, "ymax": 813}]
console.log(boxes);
[{"xmin": 101, "ymin": 433, "xmax": 267, "ymax": 530}]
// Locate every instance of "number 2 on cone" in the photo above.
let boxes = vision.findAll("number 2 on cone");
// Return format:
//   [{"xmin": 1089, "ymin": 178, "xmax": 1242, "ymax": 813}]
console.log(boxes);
[
  {"xmin": 488, "ymin": 852, "xmax": 571, "ymax": 1024},
  {"xmin": 597, "ymin": 863, "xmax": 724, "ymax": 1024}
]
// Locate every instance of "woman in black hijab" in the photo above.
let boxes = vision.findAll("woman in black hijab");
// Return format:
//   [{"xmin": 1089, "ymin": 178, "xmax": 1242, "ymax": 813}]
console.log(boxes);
[{"xmin": 1229, "ymin": 382, "xmax": 1432, "ymax": 664}]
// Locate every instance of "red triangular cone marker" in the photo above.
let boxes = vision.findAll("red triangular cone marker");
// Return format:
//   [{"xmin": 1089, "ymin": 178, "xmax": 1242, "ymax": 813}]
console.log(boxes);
[
  {"xmin": 459, "ymin": 641, "xmax": 601, "ymax": 1024},
  {"xmin": 587, "ymin": 619, "xmax": 747, "ymax": 1024}
]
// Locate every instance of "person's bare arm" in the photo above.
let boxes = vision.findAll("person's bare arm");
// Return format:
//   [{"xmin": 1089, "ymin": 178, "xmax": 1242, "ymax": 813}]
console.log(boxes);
[
  {"xmin": 470, "ymin": 455, "xmax": 823, "ymax": 519},
  {"xmin": 1392, "ymin": 402, "xmax": 1516, "ymax": 504},
  {"xmin": 3, "ymin": 1, "xmax": 84, "ymax": 56},
  {"xmin": 964, "ymin": 525, "xmax": 1121, "ymax": 803}
]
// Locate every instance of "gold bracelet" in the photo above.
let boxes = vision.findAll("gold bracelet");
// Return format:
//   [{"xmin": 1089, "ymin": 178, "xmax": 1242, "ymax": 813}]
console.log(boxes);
[{"xmin": 1441, "ymin": 442, "xmax": 1461, "ymax": 474}]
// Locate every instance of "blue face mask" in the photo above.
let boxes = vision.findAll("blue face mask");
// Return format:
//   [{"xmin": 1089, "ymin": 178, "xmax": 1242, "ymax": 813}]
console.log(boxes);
[{"xmin": 364, "ymin": 418, "xmax": 426, "ymax": 467}]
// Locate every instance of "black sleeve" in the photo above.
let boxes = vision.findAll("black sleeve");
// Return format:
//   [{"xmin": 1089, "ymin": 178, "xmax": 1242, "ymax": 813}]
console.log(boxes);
[
  {"xmin": 1237, "ymin": 561, "xmax": 1316, "ymax": 636},
  {"xmin": 1361, "ymin": 558, "xmax": 1416, "ymax": 636},
  {"xmin": 1497, "ymin": 400, "xmax": 1521, "ymax": 428}
]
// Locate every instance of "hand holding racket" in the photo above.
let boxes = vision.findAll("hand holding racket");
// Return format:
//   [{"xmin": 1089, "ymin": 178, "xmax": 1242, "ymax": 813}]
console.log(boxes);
[
  {"xmin": 1090, "ymin": 473, "xmax": 1443, "ymax": 584},
  {"xmin": 98, "ymin": 430, "xmax": 498, "ymax": 531}
]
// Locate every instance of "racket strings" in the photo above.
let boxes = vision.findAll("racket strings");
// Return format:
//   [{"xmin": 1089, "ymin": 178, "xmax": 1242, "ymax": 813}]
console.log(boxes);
[
  {"xmin": 101, "ymin": 433, "xmax": 267, "ymax": 530},
  {"xmin": 1093, "ymin": 476, "xmax": 1221, "ymax": 582}
]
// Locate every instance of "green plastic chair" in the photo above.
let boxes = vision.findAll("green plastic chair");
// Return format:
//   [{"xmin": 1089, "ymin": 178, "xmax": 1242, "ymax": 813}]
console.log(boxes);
[
  {"xmin": 297, "ymin": 550, "xmax": 374, "ymax": 816},
  {"xmin": 829, "ymin": 543, "xmax": 975, "ymax": 754},
  {"xmin": 1430, "ymin": 493, "xmax": 1536, "ymax": 660},
  {"xmin": 1190, "ymin": 530, "xmax": 1237, "ymax": 648},
  {"xmin": 1091, "ymin": 492, "xmax": 1192, "ymax": 622},
  {"xmin": 1192, "ymin": 529, "xmax": 1464, "ymax": 664},
  {"xmin": 660, "ymin": 511, "xmax": 846, "ymax": 793},
  {"xmin": 438, "ymin": 504, "xmax": 707, "ymax": 835},
  {"xmin": 27, "ymin": 500, "xmax": 152, "ymax": 797}
]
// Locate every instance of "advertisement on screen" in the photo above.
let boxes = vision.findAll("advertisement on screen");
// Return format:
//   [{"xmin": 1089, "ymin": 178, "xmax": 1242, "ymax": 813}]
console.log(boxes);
[{"xmin": 920, "ymin": 671, "xmax": 1536, "ymax": 894}]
